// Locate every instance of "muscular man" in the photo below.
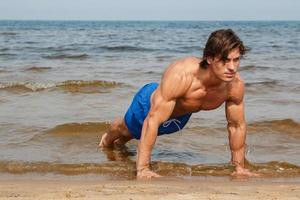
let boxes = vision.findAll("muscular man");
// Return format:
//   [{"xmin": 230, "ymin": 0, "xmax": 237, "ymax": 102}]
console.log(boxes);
[{"xmin": 99, "ymin": 29, "xmax": 259, "ymax": 179}]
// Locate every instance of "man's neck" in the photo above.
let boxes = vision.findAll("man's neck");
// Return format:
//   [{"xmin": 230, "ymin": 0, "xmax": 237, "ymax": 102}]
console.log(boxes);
[{"xmin": 202, "ymin": 67, "xmax": 226, "ymax": 89}]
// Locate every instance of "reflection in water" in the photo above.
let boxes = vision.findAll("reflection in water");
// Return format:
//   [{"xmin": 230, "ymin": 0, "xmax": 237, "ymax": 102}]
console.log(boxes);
[{"xmin": 100, "ymin": 145, "xmax": 136, "ymax": 162}]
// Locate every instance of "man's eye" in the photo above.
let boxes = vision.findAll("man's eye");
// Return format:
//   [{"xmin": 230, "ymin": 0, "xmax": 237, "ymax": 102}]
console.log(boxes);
[{"xmin": 234, "ymin": 58, "xmax": 240, "ymax": 62}]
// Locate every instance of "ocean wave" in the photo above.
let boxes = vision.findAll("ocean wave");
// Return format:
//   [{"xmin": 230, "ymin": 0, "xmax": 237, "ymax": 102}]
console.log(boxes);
[
  {"xmin": 240, "ymin": 65, "xmax": 271, "ymax": 72},
  {"xmin": 0, "ymin": 82, "xmax": 56, "ymax": 92},
  {"xmin": 42, "ymin": 53, "xmax": 89, "ymax": 60},
  {"xmin": 40, "ymin": 46, "xmax": 77, "ymax": 51},
  {"xmin": 95, "ymin": 45, "xmax": 155, "ymax": 52},
  {"xmin": 23, "ymin": 41, "xmax": 38, "ymax": 44},
  {"xmin": 245, "ymin": 80, "xmax": 298, "ymax": 94},
  {"xmin": 0, "ymin": 48, "xmax": 9, "ymax": 52},
  {"xmin": 245, "ymin": 80, "xmax": 280, "ymax": 88},
  {"xmin": 248, "ymin": 119, "xmax": 300, "ymax": 135},
  {"xmin": 0, "ymin": 160, "xmax": 298, "ymax": 178},
  {"xmin": 187, "ymin": 119, "xmax": 300, "ymax": 136},
  {"xmin": 245, "ymin": 80, "xmax": 286, "ymax": 93},
  {"xmin": 145, "ymin": 70, "xmax": 161, "ymax": 75},
  {"xmin": 24, "ymin": 66, "xmax": 52, "ymax": 72},
  {"xmin": 0, "ymin": 32, "xmax": 17, "ymax": 36},
  {"xmin": 46, "ymin": 122, "xmax": 110, "ymax": 135},
  {"xmin": 0, "ymin": 69, "xmax": 8, "ymax": 73},
  {"xmin": 179, "ymin": 46, "xmax": 202, "ymax": 52},
  {"xmin": 0, "ymin": 53, "xmax": 17, "ymax": 57},
  {"xmin": 57, "ymin": 80, "xmax": 121, "ymax": 93},
  {"xmin": 156, "ymin": 55, "xmax": 174, "ymax": 61},
  {"xmin": 24, "ymin": 121, "xmax": 109, "ymax": 146},
  {"xmin": 0, "ymin": 80, "xmax": 121, "ymax": 93}
]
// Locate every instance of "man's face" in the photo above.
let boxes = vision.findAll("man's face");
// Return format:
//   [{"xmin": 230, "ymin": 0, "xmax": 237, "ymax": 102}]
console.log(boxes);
[{"xmin": 209, "ymin": 48, "xmax": 241, "ymax": 82}]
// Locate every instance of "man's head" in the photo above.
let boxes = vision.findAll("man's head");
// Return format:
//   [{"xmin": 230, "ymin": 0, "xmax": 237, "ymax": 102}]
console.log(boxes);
[{"xmin": 200, "ymin": 29, "xmax": 249, "ymax": 82}]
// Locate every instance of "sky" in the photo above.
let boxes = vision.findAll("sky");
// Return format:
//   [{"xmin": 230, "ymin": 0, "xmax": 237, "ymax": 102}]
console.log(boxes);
[{"xmin": 1, "ymin": 0, "xmax": 300, "ymax": 21}]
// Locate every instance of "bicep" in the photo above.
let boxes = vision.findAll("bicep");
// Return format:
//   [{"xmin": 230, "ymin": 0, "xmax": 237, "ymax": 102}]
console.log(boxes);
[
  {"xmin": 147, "ymin": 87, "xmax": 176, "ymax": 125},
  {"xmin": 147, "ymin": 65, "xmax": 189, "ymax": 124},
  {"xmin": 225, "ymin": 100, "xmax": 245, "ymax": 125},
  {"xmin": 226, "ymin": 77, "xmax": 246, "ymax": 125}
]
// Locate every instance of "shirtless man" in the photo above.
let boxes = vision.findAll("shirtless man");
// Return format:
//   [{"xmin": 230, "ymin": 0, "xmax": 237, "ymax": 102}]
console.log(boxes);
[{"xmin": 99, "ymin": 29, "xmax": 259, "ymax": 179}]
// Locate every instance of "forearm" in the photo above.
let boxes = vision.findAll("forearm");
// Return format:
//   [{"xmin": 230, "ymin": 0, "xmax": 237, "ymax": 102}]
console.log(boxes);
[
  {"xmin": 227, "ymin": 122, "xmax": 246, "ymax": 168},
  {"xmin": 137, "ymin": 117, "xmax": 159, "ymax": 171}
]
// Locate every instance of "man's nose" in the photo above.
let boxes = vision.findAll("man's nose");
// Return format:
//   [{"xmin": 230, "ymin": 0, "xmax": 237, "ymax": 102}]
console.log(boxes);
[{"xmin": 227, "ymin": 61, "xmax": 235, "ymax": 72}]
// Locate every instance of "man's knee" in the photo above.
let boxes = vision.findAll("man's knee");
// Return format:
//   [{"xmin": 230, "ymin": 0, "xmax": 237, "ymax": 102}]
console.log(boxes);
[
  {"xmin": 109, "ymin": 118, "xmax": 122, "ymax": 131},
  {"xmin": 109, "ymin": 118, "xmax": 127, "ymax": 132}
]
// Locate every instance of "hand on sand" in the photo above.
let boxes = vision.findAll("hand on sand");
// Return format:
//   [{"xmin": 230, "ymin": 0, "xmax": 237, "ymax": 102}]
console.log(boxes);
[
  {"xmin": 137, "ymin": 168, "xmax": 162, "ymax": 180},
  {"xmin": 231, "ymin": 166, "xmax": 261, "ymax": 177}
]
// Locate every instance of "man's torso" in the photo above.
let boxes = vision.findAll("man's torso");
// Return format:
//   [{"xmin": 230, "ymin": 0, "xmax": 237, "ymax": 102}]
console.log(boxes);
[{"xmin": 152, "ymin": 57, "xmax": 241, "ymax": 118}]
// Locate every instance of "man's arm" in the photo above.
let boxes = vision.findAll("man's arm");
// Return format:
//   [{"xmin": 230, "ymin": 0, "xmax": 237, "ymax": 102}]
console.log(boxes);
[
  {"xmin": 225, "ymin": 79, "xmax": 259, "ymax": 177},
  {"xmin": 226, "ymin": 99, "xmax": 246, "ymax": 168},
  {"xmin": 136, "ymin": 86, "xmax": 175, "ymax": 179},
  {"xmin": 137, "ymin": 64, "xmax": 190, "ymax": 179}
]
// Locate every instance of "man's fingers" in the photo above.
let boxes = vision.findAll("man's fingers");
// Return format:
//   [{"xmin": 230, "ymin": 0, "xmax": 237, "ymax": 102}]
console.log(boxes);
[
  {"xmin": 137, "ymin": 170, "xmax": 162, "ymax": 180},
  {"xmin": 152, "ymin": 173, "xmax": 162, "ymax": 178},
  {"xmin": 251, "ymin": 172, "xmax": 261, "ymax": 177},
  {"xmin": 244, "ymin": 170, "xmax": 261, "ymax": 177},
  {"xmin": 231, "ymin": 170, "xmax": 261, "ymax": 177}
]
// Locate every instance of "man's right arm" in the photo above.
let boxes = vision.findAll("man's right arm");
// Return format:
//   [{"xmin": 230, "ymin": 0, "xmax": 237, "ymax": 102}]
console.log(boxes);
[
  {"xmin": 136, "ymin": 65, "xmax": 189, "ymax": 179},
  {"xmin": 136, "ymin": 87, "xmax": 176, "ymax": 178}
]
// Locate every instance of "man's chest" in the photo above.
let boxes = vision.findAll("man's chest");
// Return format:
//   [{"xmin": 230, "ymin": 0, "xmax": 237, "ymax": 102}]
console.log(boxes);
[{"xmin": 172, "ymin": 87, "xmax": 228, "ymax": 116}]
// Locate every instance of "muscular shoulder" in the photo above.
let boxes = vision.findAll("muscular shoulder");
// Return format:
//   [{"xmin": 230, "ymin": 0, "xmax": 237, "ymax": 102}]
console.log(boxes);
[
  {"xmin": 164, "ymin": 57, "xmax": 200, "ymax": 77},
  {"xmin": 160, "ymin": 57, "xmax": 199, "ymax": 99},
  {"xmin": 226, "ymin": 73, "xmax": 245, "ymax": 104},
  {"xmin": 181, "ymin": 57, "xmax": 201, "ymax": 71}
]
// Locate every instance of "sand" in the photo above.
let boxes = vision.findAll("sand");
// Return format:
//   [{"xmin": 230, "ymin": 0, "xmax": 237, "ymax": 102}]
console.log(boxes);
[{"xmin": 0, "ymin": 177, "xmax": 299, "ymax": 200}]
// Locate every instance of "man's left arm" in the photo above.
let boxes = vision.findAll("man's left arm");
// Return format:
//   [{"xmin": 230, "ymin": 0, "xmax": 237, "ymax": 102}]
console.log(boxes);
[{"xmin": 225, "ymin": 81, "xmax": 259, "ymax": 177}]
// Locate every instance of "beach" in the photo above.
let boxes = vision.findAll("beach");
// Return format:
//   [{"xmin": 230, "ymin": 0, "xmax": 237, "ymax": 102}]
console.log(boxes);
[
  {"xmin": 0, "ymin": 20, "xmax": 299, "ymax": 199},
  {"xmin": 1, "ymin": 177, "xmax": 300, "ymax": 200},
  {"xmin": 0, "ymin": 21, "xmax": 299, "ymax": 168}
]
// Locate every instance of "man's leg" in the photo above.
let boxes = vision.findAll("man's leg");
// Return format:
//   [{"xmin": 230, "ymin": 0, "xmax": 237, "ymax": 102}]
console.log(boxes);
[{"xmin": 99, "ymin": 117, "xmax": 132, "ymax": 148}]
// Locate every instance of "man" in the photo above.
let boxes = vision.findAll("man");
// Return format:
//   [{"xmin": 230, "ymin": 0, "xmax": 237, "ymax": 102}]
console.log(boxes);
[{"xmin": 99, "ymin": 29, "xmax": 259, "ymax": 179}]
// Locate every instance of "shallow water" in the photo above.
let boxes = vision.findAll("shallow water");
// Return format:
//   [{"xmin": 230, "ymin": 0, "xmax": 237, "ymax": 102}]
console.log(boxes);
[{"xmin": 0, "ymin": 20, "xmax": 299, "ymax": 178}]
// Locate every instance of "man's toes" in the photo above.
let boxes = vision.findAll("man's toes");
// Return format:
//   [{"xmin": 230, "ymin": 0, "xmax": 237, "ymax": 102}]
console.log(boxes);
[{"xmin": 99, "ymin": 133, "xmax": 107, "ymax": 147}]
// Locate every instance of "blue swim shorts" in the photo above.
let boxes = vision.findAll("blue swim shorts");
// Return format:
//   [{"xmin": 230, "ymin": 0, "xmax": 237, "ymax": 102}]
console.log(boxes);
[{"xmin": 124, "ymin": 82, "xmax": 192, "ymax": 139}]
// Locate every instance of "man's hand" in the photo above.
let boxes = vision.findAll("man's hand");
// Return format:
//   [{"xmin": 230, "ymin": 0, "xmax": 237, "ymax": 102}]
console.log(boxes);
[
  {"xmin": 137, "ymin": 168, "xmax": 162, "ymax": 180},
  {"xmin": 231, "ymin": 166, "xmax": 260, "ymax": 177}
]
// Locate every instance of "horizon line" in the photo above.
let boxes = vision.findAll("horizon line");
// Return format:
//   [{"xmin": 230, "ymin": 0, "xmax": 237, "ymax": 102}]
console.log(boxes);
[{"xmin": 0, "ymin": 19, "xmax": 300, "ymax": 22}]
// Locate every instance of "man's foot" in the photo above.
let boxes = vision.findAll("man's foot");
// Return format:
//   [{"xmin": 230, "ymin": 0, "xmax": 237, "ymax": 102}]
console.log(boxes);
[
  {"xmin": 113, "ymin": 136, "xmax": 131, "ymax": 148},
  {"xmin": 99, "ymin": 133, "xmax": 113, "ymax": 148}
]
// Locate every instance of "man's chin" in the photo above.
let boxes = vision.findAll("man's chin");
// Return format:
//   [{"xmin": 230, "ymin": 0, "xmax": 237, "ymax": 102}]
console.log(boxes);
[
  {"xmin": 221, "ymin": 77, "xmax": 235, "ymax": 82},
  {"xmin": 215, "ymin": 74, "xmax": 236, "ymax": 82}
]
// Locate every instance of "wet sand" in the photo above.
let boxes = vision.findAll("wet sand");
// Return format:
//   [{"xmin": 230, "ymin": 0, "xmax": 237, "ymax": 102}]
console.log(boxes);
[{"xmin": 0, "ymin": 178, "xmax": 299, "ymax": 200}]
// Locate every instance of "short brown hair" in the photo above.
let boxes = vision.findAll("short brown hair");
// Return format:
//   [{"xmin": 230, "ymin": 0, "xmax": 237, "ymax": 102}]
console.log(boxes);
[{"xmin": 200, "ymin": 29, "xmax": 250, "ymax": 69}]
